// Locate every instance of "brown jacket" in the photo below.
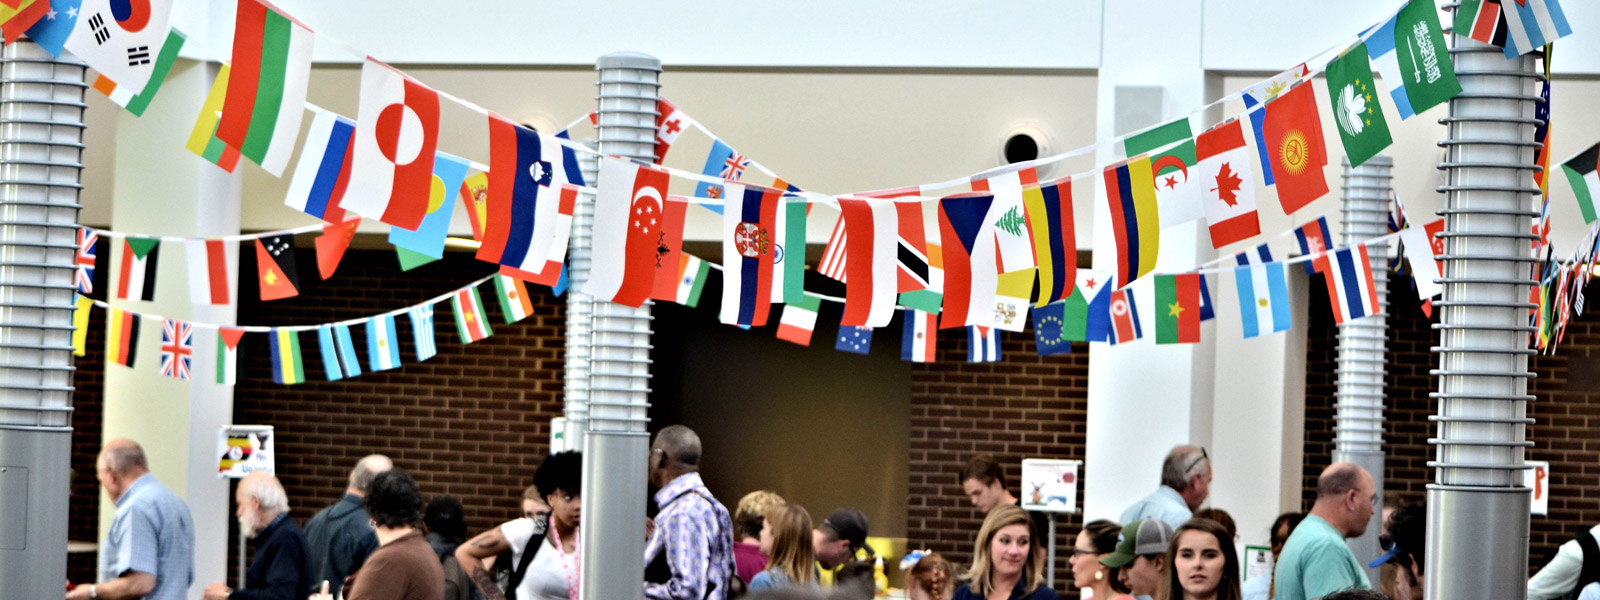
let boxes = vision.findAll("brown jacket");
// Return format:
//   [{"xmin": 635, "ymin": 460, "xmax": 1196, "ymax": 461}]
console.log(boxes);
[{"xmin": 345, "ymin": 530, "xmax": 445, "ymax": 600}]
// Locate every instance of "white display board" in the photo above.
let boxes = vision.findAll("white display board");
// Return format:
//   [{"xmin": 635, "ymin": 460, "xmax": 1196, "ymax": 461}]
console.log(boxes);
[
  {"xmin": 1525, "ymin": 460, "xmax": 1551, "ymax": 516},
  {"xmin": 217, "ymin": 425, "xmax": 274, "ymax": 478},
  {"xmin": 1020, "ymin": 459, "xmax": 1080, "ymax": 513}
]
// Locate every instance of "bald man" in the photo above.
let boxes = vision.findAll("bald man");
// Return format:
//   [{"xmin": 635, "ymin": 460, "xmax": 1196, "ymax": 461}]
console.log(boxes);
[
  {"xmin": 67, "ymin": 439, "xmax": 194, "ymax": 600},
  {"xmin": 203, "ymin": 472, "xmax": 312, "ymax": 600},
  {"xmin": 1273, "ymin": 463, "xmax": 1377, "ymax": 600},
  {"xmin": 305, "ymin": 454, "xmax": 392, "ymax": 597}
]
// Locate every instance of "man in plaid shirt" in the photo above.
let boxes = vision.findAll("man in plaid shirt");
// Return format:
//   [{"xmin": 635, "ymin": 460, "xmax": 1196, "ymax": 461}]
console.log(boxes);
[{"xmin": 644, "ymin": 425, "xmax": 734, "ymax": 600}]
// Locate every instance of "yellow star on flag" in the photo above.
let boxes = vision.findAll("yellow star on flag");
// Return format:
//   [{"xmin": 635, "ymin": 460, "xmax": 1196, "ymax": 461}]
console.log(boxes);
[{"xmin": 1168, "ymin": 302, "xmax": 1185, "ymax": 318}]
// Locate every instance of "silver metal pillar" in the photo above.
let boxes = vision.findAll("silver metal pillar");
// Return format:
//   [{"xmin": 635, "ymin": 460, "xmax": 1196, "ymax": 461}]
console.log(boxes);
[
  {"xmin": 566, "ymin": 144, "xmax": 599, "ymax": 450},
  {"xmin": 1425, "ymin": 28, "xmax": 1541, "ymax": 600},
  {"xmin": 0, "ymin": 41, "xmax": 86, "ymax": 596},
  {"xmin": 1334, "ymin": 155, "xmax": 1391, "ymax": 581},
  {"xmin": 578, "ymin": 52, "xmax": 659, "ymax": 600}
]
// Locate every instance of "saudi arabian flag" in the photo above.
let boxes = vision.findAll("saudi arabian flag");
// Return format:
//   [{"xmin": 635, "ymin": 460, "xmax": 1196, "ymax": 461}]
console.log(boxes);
[
  {"xmin": 1124, "ymin": 117, "xmax": 1202, "ymax": 226},
  {"xmin": 1325, "ymin": 42, "xmax": 1392, "ymax": 167},
  {"xmin": 1562, "ymin": 142, "xmax": 1600, "ymax": 224}
]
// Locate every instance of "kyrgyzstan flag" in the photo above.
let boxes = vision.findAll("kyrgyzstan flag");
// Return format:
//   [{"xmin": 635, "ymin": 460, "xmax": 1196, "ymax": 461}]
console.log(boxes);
[
  {"xmin": 583, "ymin": 160, "xmax": 671, "ymax": 307},
  {"xmin": 721, "ymin": 183, "xmax": 782, "ymax": 327},
  {"xmin": 938, "ymin": 193, "xmax": 999, "ymax": 329},
  {"xmin": 343, "ymin": 58, "xmax": 440, "ymax": 231},
  {"xmin": 1262, "ymin": 82, "xmax": 1330, "ymax": 215},
  {"xmin": 838, "ymin": 196, "xmax": 899, "ymax": 328},
  {"xmin": 1196, "ymin": 119, "xmax": 1260, "ymax": 249}
]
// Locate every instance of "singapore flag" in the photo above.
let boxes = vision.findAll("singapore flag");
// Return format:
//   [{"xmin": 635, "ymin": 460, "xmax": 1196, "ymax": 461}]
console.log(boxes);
[{"xmin": 343, "ymin": 58, "xmax": 441, "ymax": 231}]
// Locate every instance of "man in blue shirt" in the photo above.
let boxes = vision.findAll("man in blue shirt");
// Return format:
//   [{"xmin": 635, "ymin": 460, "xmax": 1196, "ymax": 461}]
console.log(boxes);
[
  {"xmin": 1119, "ymin": 445, "xmax": 1212, "ymax": 530},
  {"xmin": 67, "ymin": 438, "xmax": 194, "ymax": 600},
  {"xmin": 202, "ymin": 472, "xmax": 312, "ymax": 600},
  {"xmin": 1274, "ymin": 462, "xmax": 1376, "ymax": 600}
]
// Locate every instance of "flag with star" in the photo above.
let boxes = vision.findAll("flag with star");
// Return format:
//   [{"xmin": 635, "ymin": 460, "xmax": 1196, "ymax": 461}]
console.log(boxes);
[
  {"xmin": 1124, "ymin": 117, "xmax": 1203, "ymax": 226},
  {"xmin": 835, "ymin": 324, "xmax": 873, "ymax": 355},
  {"xmin": 409, "ymin": 304, "xmax": 436, "ymax": 362},
  {"xmin": 452, "ymin": 285, "xmax": 493, "ymax": 344},
  {"xmin": 1325, "ymin": 42, "xmax": 1391, "ymax": 167},
  {"xmin": 1031, "ymin": 301, "xmax": 1072, "ymax": 356},
  {"xmin": 255, "ymin": 234, "xmax": 300, "ymax": 301},
  {"xmin": 366, "ymin": 314, "xmax": 401, "ymax": 371},
  {"xmin": 1154, "ymin": 273, "xmax": 1202, "ymax": 344}
]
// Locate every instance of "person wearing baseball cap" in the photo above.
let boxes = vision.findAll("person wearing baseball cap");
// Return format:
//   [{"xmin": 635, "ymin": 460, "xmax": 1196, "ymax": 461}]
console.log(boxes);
[
  {"xmin": 813, "ymin": 508, "xmax": 873, "ymax": 571},
  {"xmin": 1099, "ymin": 518, "xmax": 1174, "ymax": 599}
]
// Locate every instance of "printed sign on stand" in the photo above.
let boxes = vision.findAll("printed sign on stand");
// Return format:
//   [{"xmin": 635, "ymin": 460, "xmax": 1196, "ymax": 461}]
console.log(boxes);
[
  {"xmin": 217, "ymin": 425, "xmax": 274, "ymax": 478},
  {"xmin": 1524, "ymin": 460, "xmax": 1550, "ymax": 516},
  {"xmin": 1019, "ymin": 459, "xmax": 1080, "ymax": 513}
]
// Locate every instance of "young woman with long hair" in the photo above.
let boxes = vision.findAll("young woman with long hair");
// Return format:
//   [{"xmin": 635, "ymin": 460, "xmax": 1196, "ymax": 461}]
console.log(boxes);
[
  {"xmin": 749, "ymin": 504, "xmax": 820, "ymax": 591},
  {"xmin": 953, "ymin": 504, "xmax": 1059, "ymax": 600},
  {"xmin": 1160, "ymin": 519, "xmax": 1242, "ymax": 600}
]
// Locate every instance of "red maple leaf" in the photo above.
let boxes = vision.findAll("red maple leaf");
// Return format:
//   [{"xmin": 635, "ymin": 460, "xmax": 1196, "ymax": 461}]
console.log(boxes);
[{"xmin": 1211, "ymin": 162, "xmax": 1244, "ymax": 207}]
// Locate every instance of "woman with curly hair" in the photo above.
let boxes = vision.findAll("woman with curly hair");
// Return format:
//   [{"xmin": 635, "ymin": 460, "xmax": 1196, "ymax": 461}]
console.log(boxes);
[
  {"xmin": 908, "ymin": 553, "xmax": 955, "ymax": 600},
  {"xmin": 313, "ymin": 469, "xmax": 444, "ymax": 600},
  {"xmin": 456, "ymin": 451, "xmax": 584, "ymax": 600}
]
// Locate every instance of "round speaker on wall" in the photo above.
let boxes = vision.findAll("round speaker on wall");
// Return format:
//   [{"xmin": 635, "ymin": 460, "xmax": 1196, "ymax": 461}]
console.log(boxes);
[{"xmin": 999, "ymin": 124, "xmax": 1052, "ymax": 175}]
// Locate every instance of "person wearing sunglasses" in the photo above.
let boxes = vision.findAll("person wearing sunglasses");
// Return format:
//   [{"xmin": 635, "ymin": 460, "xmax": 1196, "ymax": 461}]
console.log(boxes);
[
  {"xmin": 1367, "ymin": 502, "xmax": 1424, "ymax": 600},
  {"xmin": 1120, "ymin": 446, "xmax": 1213, "ymax": 532}
]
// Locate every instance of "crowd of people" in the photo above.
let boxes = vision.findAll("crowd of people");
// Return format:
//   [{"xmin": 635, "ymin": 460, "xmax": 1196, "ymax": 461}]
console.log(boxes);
[{"xmin": 68, "ymin": 436, "xmax": 1600, "ymax": 600}]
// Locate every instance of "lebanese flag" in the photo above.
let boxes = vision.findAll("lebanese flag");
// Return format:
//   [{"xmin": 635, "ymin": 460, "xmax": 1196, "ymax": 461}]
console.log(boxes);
[
  {"xmin": 185, "ymin": 239, "xmax": 236, "ymax": 305},
  {"xmin": 343, "ymin": 58, "xmax": 441, "ymax": 231},
  {"xmin": 938, "ymin": 193, "xmax": 999, "ymax": 329},
  {"xmin": 973, "ymin": 167, "xmax": 1039, "ymax": 273},
  {"xmin": 838, "ymin": 196, "xmax": 899, "ymax": 328},
  {"xmin": 1262, "ymin": 83, "xmax": 1329, "ymax": 214},
  {"xmin": 583, "ymin": 160, "xmax": 670, "ymax": 307},
  {"xmin": 720, "ymin": 183, "xmax": 782, "ymax": 326},
  {"xmin": 1196, "ymin": 119, "xmax": 1260, "ymax": 248},
  {"xmin": 654, "ymin": 98, "xmax": 694, "ymax": 164}
]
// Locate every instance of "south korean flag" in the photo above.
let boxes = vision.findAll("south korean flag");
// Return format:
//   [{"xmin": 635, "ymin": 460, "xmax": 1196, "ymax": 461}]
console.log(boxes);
[{"xmin": 65, "ymin": 0, "xmax": 175, "ymax": 91}]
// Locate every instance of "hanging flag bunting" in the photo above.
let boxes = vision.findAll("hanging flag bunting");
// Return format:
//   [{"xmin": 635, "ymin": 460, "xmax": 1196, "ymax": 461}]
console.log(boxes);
[
  {"xmin": 1154, "ymin": 273, "xmax": 1202, "ymax": 345},
  {"xmin": 92, "ymin": 28, "xmax": 184, "ymax": 116},
  {"xmin": 389, "ymin": 151, "xmax": 470, "ymax": 259},
  {"xmin": 269, "ymin": 329, "xmax": 304, "ymax": 385},
  {"xmin": 818, "ymin": 214, "xmax": 849, "ymax": 283},
  {"xmin": 478, "ymin": 115, "xmax": 584, "ymax": 271},
  {"xmin": 64, "ymin": 0, "xmax": 176, "ymax": 92},
  {"xmin": 1294, "ymin": 217, "xmax": 1334, "ymax": 274},
  {"xmin": 898, "ymin": 309, "xmax": 937, "ymax": 363},
  {"xmin": 1533, "ymin": 74, "xmax": 1552, "ymax": 196},
  {"xmin": 1104, "ymin": 156, "xmax": 1161, "ymax": 288},
  {"xmin": 1561, "ymin": 142, "xmax": 1599, "ymax": 224},
  {"xmin": 115, "ymin": 237, "xmax": 161, "ymax": 302},
  {"xmin": 314, "ymin": 217, "xmax": 360, "ymax": 280},
  {"xmin": 1063, "ymin": 270, "xmax": 1113, "ymax": 343},
  {"xmin": 1124, "ymin": 118, "xmax": 1203, "ymax": 226},
  {"xmin": 1398, "ymin": 218, "xmax": 1447, "ymax": 303},
  {"xmin": 1023, "ymin": 177, "xmax": 1076, "ymax": 306},
  {"xmin": 409, "ymin": 304, "xmax": 436, "ymax": 362},
  {"xmin": 366, "ymin": 314, "xmax": 401, "ymax": 371},
  {"xmin": 973, "ymin": 167, "xmax": 1039, "ymax": 274},
  {"xmin": 1494, "ymin": 0, "xmax": 1571, "ymax": 58},
  {"xmin": 938, "ymin": 193, "xmax": 998, "ymax": 329},
  {"xmin": 1196, "ymin": 119, "xmax": 1260, "ymax": 248},
  {"xmin": 185, "ymin": 239, "xmax": 235, "ymax": 306},
  {"xmin": 989, "ymin": 269, "xmax": 1034, "ymax": 333},
  {"xmin": 770, "ymin": 194, "xmax": 805, "ymax": 303},
  {"xmin": 838, "ymin": 196, "xmax": 898, "ymax": 328},
  {"xmin": 318, "ymin": 324, "xmax": 362, "ymax": 381},
  {"xmin": 1235, "ymin": 242, "xmax": 1274, "ymax": 266},
  {"xmin": 1198, "ymin": 273, "xmax": 1216, "ymax": 322},
  {"xmin": 494, "ymin": 274, "xmax": 534, "ymax": 324},
  {"xmin": 654, "ymin": 98, "xmax": 694, "ymax": 164},
  {"xmin": 775, "ymin": 293, "xmax": 821, "ymax": 346},
  {"xmin": 217, "ymin": 326, "xmax": 245, "ymax": 385},
  {"xmin": 185, "ymin": 64, "xmax": 241, "ymax": 172},
  {"xmin": 460, "ymin": 171, "xmax": 490, "ymax": 241},
  {"xmin": 861, "ymin": 187, "xmax": 940, "ymax": 296},
  {"xmin": 344, "ymin": 58, "xmax": 441, "ymax": 230},
  {"xmin": 1109, "ymin": 288, "xmax": 1143, "ymax": 345},
  {"xmin": 1318, "ymin": 244, "xmax": 1383, "ymax": 324},
  {"xmin": 1235, "ymin": 262, "xmax": 1293, "ymax": 338},
  {"xmin": 255, "ymin": 234, "xmax": 300, "ymax": 301},
  {"xmin": 899, "ymin": 289, "xmax": 943, "ymax": 315},
  {"xmin": 966, "ymin": 326, "xmax": 1000, "ymax": 363},
  {"xmin": 584, "ymin": 159, "xmax": 671, "ymax": 307},
  {"xmin": 106, "ymin": 307, "xmax": 140, "ymax": 367},
  {"xmin": 835, "ymin": 324, "xmax": 874, "ymax": 355},
  {"xmin": 1242, "ymin": 63, "xmax": 1310, "ymax": 187},
  {"xmin": 649, "ymin": 193, "xmax": 691, "ymax": 302},
  {"xmin": 73, "ymin": 294, "xmax": 92, "ymax": 357},
  {"xmin": 662, "ymin": 253, "xmax": 711, "ymax": 308},
  {"xmin": 1030, "ymin": 302, "xmax": 1072, "ymax": 357},
  {"xmin": 76, "ymin": 228, "xmax": 97, "ymax": 296},
  {"xmin": 23, "ymin": 0, "xmax": 77, "ymax": 56},
  {"xmin": 452, "ymin": 286, "xmax": 493, "ymax": 344},
  {"xmin": 721, "ymin": 183, "xmax": 782, "ymax": 327},
  {"xmin": 1455, "ymin": 0, "xmax": 1507, "ymax": 48},
  {"xmin": 284, "ymin": 110, "xmax": 355, "ymax": 222},
  {"xmin": 0, "ymin": 0, "xmax": 48, "ymax": 45},
  {"xmin": 1324, "ymin": 42, "xmax": 1392, "ymax": 167},
  {"xmin": 500, "ymin": 182, "xmax": 581, "ymax": 287},
  {"xmin": 1368, "ymin": 0, "xmax": 1461, "ymax": 116},
  {"xmin": 693, "ymin": 140, "xmax": 745, "ymax": 211},
  {"xmin": 215, "ymin": 0, "xmax": 313, "ymax": 176},
  {"xmin": 1263, "ymin": 82, "xmax": 1330, "ymax": 214}
]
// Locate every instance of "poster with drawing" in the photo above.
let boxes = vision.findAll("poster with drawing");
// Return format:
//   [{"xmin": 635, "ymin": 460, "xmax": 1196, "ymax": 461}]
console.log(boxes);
[
  {"xmin": 1019, "ymin": 459, "xmax": 1079, "ymax": 513},
  {"xmin": 217, "ymin": 425, "xmax": 275, "ymax": 478}
]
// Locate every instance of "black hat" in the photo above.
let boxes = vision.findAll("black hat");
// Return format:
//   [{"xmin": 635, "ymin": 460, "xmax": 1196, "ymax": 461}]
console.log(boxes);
[{"xmin": 823, "ymin": 508, "xmax": 874, "ymax": 555}]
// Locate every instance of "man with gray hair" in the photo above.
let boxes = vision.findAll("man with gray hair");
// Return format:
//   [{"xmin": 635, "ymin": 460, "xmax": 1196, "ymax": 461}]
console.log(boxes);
[
  {"xmin": 1118, "ymin": 445, "xmax": 1212, "ymax": 530},
  {"xmin": 645, "ymin": 425, "xmax": 735, "ymax": 600},
  {"xmin": 66, "ymin": 438, "xmax": 194, "ymax": 600},
  {"xmin": 305, "ymin": 454, "xmax": 393, "ymax": 597},
  {"xmin": 202, "ymin": 472, "xmax": 312, "ymax": 599}
]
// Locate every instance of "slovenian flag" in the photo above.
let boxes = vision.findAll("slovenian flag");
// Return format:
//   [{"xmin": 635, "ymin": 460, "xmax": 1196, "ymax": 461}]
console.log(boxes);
[
  {"xmin": 478, "ymin": 115, "xmax": 584, "ymax": 274},
  {"xmin": 838, "ymin": 196, "xmax": 898, "ymax": 328},
  {"xmin": 937, "ymin": 193, "xmax": 998, "ymax": 329},
  {"xmin": 1104, "ymin": 156, "xmax": 1160, "ymax": 289},
  {"xmin": 721, "ymin": 183, "xmax": 782, "ymax": 327},
  {"xmin": 1235, "ymin": 262, "xmax": 1292, "ymax": 338},
  {"xmin": 1317, "ymin": 244, "xmax": 1383, "ymax": 324}
]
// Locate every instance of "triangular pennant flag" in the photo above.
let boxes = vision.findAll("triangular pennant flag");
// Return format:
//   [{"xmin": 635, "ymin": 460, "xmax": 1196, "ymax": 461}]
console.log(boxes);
[
  {"xmin": 315, "ymin": 217, "xmax": 360, "ymax": 280},
  {"xmin": 116, "ymin": 237, "xmax": 161, "ymax": 302}
]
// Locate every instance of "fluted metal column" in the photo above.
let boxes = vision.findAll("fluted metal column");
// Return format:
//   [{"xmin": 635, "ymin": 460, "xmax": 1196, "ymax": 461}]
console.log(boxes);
[
  {"xmin": 565, "ymin": 145, "xmax": 598, "ymax": 450},
  {"xmin": 1335, "ymin": 155, "xmax": 1392, "ymax": 580},
  {"xmin": 578, "ymin": 52, "xmax": 659, "ymax": 600},
  {"xmin": 1425, "ymin": 22, "xmax": 1541, "ymax": 600},
  {"xmin": 0, "ymin": 41, "xmax": 86, "ymax": 596}
]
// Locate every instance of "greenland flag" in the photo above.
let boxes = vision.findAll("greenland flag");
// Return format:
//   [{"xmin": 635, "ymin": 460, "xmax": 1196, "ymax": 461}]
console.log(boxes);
[
  {"xmin": 343, "ymin": 58, "xmax": 441, "ymax": 231},
  {"xmin": 838, "ymin": 196, "xmax": 899, "ymax": 328},
  {"xmin": 584, "ymin": 159, "xmax": 671, "ymax": 307}
]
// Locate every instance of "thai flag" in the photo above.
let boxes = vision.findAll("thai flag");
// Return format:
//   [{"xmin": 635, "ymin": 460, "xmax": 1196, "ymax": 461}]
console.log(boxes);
[
  {"xmin": 721, "ymin": 183, "xmax": 782, "ymax": 326},
  {"xmin": 1317, "ymin": 244, "xmax": 1383, "ymax": 324},
  {"xmin": 478, "ymin": 115, "xmax": 583, "ymax": 271},
  {"xmin": 1294, "ymin": 217, "xmax": 1333, "ymax": 274},
  {"xmin": 937, "ymin": 194, "xmax": 998, "ymax": 329},
  {"xmin": 838, "ymin": 196, "xmax": 899, "ymax": 328},
  {"xmin": 75, "ymin": 228, "xmax": 97, "ymax": 295}
]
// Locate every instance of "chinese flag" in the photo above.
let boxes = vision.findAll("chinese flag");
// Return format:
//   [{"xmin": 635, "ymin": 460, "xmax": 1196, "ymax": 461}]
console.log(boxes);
[{"xmin": 1262, "ymin": 82, "xmax": 1330, "ymax": 215}]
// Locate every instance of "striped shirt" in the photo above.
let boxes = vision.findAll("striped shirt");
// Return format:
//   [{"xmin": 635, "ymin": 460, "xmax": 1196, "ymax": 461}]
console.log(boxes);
[{"xmin": 644, "ymin": 473, "xmax": 734, "ymax": 600}]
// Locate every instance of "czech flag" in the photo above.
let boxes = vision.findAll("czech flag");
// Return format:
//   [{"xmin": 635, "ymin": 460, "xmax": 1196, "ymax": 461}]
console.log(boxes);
[
  {"xmin": 937, "ymin": 193, "xmax": 998, "ymax": 329},
  {"xmin": 1104, "ymin": 156, "xmax": 1160, "ymax": 289}
]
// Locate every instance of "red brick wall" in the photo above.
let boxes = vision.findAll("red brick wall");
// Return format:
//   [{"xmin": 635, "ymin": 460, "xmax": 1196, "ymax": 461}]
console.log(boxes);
[{"xmin": 68, "ymin": 289, "xmax": 108, "ymax": 585}]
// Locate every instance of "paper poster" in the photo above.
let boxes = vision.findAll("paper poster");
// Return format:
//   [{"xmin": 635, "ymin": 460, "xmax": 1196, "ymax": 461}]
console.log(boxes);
[
  {"xmin": 217, "ymin": 425, "xmax": 274, "ymax": 478},
  {"xmin": 1244, "ymin": 545, "xmax": 1272, "ymax": 581},
  {"xmin": 1524, "ymin": 460, "xmax": 1550, "ymax": 516},
  {"xmin": 1019, "ymin": 459, "xmax": 1079, "ymax": 513}
]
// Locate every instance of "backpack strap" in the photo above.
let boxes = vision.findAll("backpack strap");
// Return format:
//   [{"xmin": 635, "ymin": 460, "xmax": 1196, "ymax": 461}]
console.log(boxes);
[
  {"xmin": 1576, "ymin": 528, "xmax": 1600, "ymax": 595},
  {"xmin": 507, "ymin": 531, "xmax": 546, "ymax": 600}
]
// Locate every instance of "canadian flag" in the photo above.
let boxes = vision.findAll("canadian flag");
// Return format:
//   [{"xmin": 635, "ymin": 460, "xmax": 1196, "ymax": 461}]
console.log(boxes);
[
  {"xmin": 838, "ymin": 196, "xmax": 899, "ymax": 328},
  {"xmin": 1197, "ymin": 119, "xmax": 1261, "ymax": 249},
  {"xmin": 583, "ymin": 160, "xmax": 671, "ymax": 307},
  {"xmin": 654, "ymin": 99, "xmax": 694, "ymax": 164},
  {"xmin": 343, "ymin": 58, "xmax": 441, "ymax": 231}
]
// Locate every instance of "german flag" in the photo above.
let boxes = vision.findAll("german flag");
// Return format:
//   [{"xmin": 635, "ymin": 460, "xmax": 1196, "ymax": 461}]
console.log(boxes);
[{"xmin": 106, "ymin": 308, "xmax": 140, "ymax": 367}]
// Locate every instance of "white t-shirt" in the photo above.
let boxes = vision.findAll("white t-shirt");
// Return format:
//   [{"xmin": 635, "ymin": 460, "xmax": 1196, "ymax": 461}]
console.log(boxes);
[{"xmin": 500, "ymin": 518, "xmax": 577, "ymax": 600}]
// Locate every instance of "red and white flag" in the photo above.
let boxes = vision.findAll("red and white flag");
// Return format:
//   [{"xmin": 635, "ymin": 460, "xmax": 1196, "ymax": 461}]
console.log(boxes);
[
  {"xmin": 1398, "ymin": 218, "xmax": 1447, "ymax": 302},
  {"xmin": 343, "ymin": 58, "xmax": 440, "ymax": 231},
  {"xmin": 1196, "ymin": 119, "xmax": 1260, "ymax": 248},
  {"xmin": 583, "ymin": 159, "xmax": 671, "ymax": 307},
  {"xmin": 654, "ymin": 99, "xmax": 694, "ymax": 164},
  {"xmin": 838, "ymin": 196, "xmax": 899, "ymax": 328},
  {"xmin": 973, "ymin": 167, "xmax": 1039, "ymax": 273},
  {"xmin": 185, "ymin": 239, "xmax": 236, "ymax": 305}
]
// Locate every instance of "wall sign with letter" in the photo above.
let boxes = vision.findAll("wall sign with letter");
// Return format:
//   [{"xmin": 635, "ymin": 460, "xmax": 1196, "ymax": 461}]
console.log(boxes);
[{"xmin": 1524, "ymin": 460, "xmax": 1550, "ymax": 516}]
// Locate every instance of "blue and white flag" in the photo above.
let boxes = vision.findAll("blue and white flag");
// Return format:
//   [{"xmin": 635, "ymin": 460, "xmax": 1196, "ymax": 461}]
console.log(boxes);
[
  {"xmin": 1235, "ymin": 262, "xmax": 1292, "ymax": 338},
  {"xmin": 410, "ymin": 304, "xmax": 436, "ymax": 362},
  {"xmin": 836, "ymin": 324, "xmax": 873, "ymax": 355},
  {"xmin": 967, "ymin": 326, "xmax": 1000, "ymax": 363},
  {"xmin": 1235, "ymin": 243, "xmax": 1274, "ymax": 266},
  {"xmin": 1499, "ymin": 0, "xmax": 1572, "ymax": 58},
  {"xmin": 366, "ymin": 314, "xmax": 402, "ymax": 371},
  {"xmin": 318, "ymin": 324, "xmax": 363, "ymax": 381},
  {"xmin": 694, "ymin": 139, "xmax": 746, "ymax": 213}
]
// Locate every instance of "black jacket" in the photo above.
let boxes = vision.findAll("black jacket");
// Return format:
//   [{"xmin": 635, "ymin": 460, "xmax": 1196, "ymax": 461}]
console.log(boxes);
[
  {"xmin": 233, "ymin": 514, "xmax": 314, "ymax": 600},
  {"xmin": 305, "ymin": 494, "xmax": 378, "ymax": 597}
]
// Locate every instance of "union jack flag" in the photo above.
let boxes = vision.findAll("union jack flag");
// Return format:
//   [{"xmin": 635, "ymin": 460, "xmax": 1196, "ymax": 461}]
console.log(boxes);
[
  {"xmin": 75, "ymin": 229, "xmax": 97, "ymax": 295},
  {"xmin": 721, "ymin": 152, "xmax": 749, "ymax": 180},
  {"xmin": 159, "ymin": 319, "xmax": 194, "ymax": 380}
]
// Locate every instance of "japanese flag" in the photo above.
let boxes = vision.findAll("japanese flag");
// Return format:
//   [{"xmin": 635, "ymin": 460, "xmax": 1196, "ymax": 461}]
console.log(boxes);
[
  {"xmin": 343, "ymin": 58, "xmax": 441, "ymax": 231},
  {"xmin": 584, "ymin": 159, "xmax": 671, "ymax": 307},
  {"xmin": 65, "ymin": 0, "xmax": 175, "ymax": 91}
]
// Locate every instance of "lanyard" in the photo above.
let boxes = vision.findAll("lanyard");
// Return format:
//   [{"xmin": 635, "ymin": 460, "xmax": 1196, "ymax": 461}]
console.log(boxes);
[{"xmin": 550, "ymin": 519, "xmax": 580, "ymax": 600}]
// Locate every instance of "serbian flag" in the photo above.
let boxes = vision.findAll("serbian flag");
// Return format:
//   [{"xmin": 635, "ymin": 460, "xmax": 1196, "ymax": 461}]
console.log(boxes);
[
  {"xmin": 938, "ymin": 193, "xmax": 998, "ymax": 329},
  {"xmin": 343, "ymin": 58, "xmax": 441, "ymax": 230},
  {"xmin": 836, "ymin": 196, "xmax": 899, "ymax": 328},
  {"xmin": 478, "ymin": 113, "xmax": 585, "ymax": 269},
  {"xmin": 1023, "ymin": 177, "xmax": 1076, "ymax": 306},
  {"xmin": 1104, "ymin": 156, "xmax": 1161, "ymax": 289},
  {"xmin": 720, "ymin": 183, "xmax": 783, "ymax": 326},
  {"xmin": 1317, "ymin": 244, "xmax": 1383, "ymax": 324},
  {"xmin": 1262, "ymin": 82, "xmax": 1330, "ymax": 214},
  {"xmin": 1294, "ymin": 217, "xmax": 1333, "ymax": 274},
  {"xmin": 654, "ymin": 98, "xmax": 694, "ymax": 164},
  {"xmin": 584, "ymin": 160, "xmax": 671, "ymax": 307}
]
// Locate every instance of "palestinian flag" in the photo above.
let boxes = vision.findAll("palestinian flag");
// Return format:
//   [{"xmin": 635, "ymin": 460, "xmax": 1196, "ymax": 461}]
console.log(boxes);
[
  {"xmin": 116, "ymin": 237, "xmax": 161, "ymax": 302},
  {"xmin": 216, "ymin": 0, "xmax": 314, "ymax": 177},
  {"xmin": 1561, "ymin": 143, "xmax": 1599, "ymax": 224}
]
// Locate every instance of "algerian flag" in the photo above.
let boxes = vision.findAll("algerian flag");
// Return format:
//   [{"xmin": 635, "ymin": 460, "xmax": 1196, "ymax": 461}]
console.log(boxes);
[
  {"xmin": 1125, "ymin": 117, "xmax": 1203, "ymax": 226},
  {"xmin": 1325, "ymin": 43, "xmax": 1392, "ymax": 167},
  {"xmin": 1562, "ymin": 142, "xmax": 1600, "ymax": 224}
]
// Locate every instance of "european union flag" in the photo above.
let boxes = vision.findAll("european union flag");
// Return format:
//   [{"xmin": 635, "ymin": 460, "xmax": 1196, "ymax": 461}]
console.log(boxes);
[{"xmin": 1031, "ymin": 303, "xmax": 1072, "ymax": 356}]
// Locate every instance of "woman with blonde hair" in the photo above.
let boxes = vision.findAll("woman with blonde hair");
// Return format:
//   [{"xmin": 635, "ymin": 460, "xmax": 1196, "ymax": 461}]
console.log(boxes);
[
  {"xmin": 749, "ymin": 504, "xmax": 820, "ymax": 591},
  {"xmin": 954, "ymin": 504, "xmax": 1059, "ymax": 600},
  {"xmin": 1159, "ymin": 518, "xmax": 1242, "ymax": 600}
]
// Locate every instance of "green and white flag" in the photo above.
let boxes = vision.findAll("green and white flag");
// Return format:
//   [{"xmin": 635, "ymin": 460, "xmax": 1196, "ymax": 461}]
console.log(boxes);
[
  {"xmin": 1562, "ymin": 143, "xmax": 1600, "ymax": 224},
  {"xmin": 1325, "ymin": 42, "xmax": 1393, "ymax": 167},
  {"xmin": 1125, "ymin": 117, "xmax": 1202, "ymax": 225}
]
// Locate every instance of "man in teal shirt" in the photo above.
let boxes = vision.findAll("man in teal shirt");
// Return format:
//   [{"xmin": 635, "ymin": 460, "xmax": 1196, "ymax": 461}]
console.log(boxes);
[{"xmin": 1274, "ymin": 463, "xmax": 1376, "ymax": 600}]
